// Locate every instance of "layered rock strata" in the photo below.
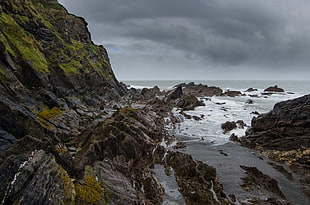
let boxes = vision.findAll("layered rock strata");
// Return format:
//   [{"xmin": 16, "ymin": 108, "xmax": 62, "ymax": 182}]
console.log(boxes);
[{"xmin": 241, "ymin": 94, "xmax": 310, "ymax": 197}]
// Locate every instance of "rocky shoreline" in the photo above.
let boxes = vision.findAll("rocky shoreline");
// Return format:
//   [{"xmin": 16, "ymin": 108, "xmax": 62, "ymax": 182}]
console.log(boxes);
[{"xmin": 0, "ymin": 0, "xmax": 309, "ymax": 204}]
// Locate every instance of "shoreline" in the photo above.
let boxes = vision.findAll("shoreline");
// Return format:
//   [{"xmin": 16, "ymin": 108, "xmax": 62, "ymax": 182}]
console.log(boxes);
[{"xmin": 175, "ymin": 138, "xmax": 310, "ymax": 204}]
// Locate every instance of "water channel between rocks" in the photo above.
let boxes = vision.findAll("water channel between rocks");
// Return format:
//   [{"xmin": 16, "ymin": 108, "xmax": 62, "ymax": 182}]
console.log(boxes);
[{"xmin": 157, "ymin": 136, "xmax": 309, "ymax": 205}]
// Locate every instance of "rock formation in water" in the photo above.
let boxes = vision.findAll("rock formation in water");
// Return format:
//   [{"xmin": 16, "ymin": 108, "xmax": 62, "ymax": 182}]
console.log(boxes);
[
  {"xmin": 241, "ymin": 94, "xmax": 310, "ymax": 197},
  {"xmin": 0, "ymin": 1, "xmax": 233, "ymax": 204}
]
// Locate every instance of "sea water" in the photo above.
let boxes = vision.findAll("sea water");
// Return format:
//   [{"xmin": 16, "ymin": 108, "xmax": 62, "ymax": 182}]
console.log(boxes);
[{"xmin": 124, "ymin": 80, "xmax": 310, "ymax": 145}]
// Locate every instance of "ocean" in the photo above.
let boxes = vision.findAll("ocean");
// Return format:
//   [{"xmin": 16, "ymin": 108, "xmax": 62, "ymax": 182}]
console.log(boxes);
[{"xmin": 124, "ymin": 80, "xmax": 310, "ymax": 145}]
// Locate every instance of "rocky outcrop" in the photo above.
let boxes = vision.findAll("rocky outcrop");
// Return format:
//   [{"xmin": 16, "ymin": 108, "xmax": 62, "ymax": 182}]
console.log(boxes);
[
  {"xmin": 0, "ymin": 0, "xmax": 127, "ymax": 153},
  {"xmin": 264, "ymin": 85, "xmax": 285, "ymax": 93},
  {"xmin": 164, "ymin": 151, "xmax": 231, "ymax": 205},
  {"xmin": 224, "ymin": 90, "xmax": 243, "ymax": 97},
  {"xmin": 176, "ymin": 82, "xmax": 223, "ymax": 97},
  {"xmin": 241, "ymin": 94, "xmax": 310, "ymax": 156},
  {"xmin": 240, "ymin": 94, "xmax": 310, "ymax": 197},
  {"xmin": 0, "ymin": 0, "xmax": 128, "ymax": 204},
  {"xmin": 245, "ymin": 88, "xmax": 258, "ymax": 92},
  {"xmin": 240, "ymin": 165, "xmax": 286, "ymax": 200},
  {"xmin": 221, "ymin": 120, "xmax": 246, "ymax": 134}
]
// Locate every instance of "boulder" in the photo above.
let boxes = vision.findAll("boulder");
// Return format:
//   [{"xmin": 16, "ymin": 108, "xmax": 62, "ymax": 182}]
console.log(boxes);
[{"xmin": 221, "ymin": 121, "xmax": 237, "ymax": 133}]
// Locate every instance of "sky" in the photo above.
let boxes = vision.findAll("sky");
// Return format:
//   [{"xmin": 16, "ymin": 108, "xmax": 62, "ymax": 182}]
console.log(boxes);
[{"xmin": 58, "ymin": 0, "xmax": 310, "ymax": 80}]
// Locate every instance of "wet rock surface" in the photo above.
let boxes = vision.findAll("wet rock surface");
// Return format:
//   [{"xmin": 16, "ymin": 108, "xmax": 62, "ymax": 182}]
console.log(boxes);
[
  {"xmin": 221, "ymin": 120, "xmax": 247, "ymax": 134},
  {"xmin": 264, "ymin": 85, "xmax": 285, "ymax": 93},
  {"xmin": 241, "ymin": 94, "xmax": 310, "ymax": 198},
  {"xmin": 175, "ymin": 82, "xmax": 223, "ymax": 97},
  {"xmin": 240, "ymin": 165, "xmax": 286, "ymax": 200}
]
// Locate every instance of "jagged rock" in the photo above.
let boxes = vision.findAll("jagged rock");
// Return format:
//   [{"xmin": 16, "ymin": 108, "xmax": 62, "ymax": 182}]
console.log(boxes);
[
  {"xmin": 141, "ymin": 86, "xmax": 162, "ymax": 99},
  {"xmin": 176, "ymin": 95, "xmax": 205, "ymax": 111},
  {"xmin": 221, "ymin": 121, "xmax": 237, "ymax": 134},
  {"xmin": 264, "ymin": 85, "xmax": 285, "ymax": 93},
  {"xmin": 249, "ymin": 94, "xmax": 259, "ymax": 98},
  {"xmin": 173, "ymin": 142, "xmax": 187, "ymax": 149},
  {"xmin": 267, "ymin": 162, "xmax": 293, "ymax": 181},
  {"xmin": 245, "ymin": 88, "xmax": 258, "ymax": 92},
  {"xmin": 167, "ymin": 86, "xmax": 183, "ymax": 100},
  {"xmin": 193, "ymin": 115, "xmax": 202, "ymax": 121},
  {"xmin": 236, "ymin": 120, "xmax": 247, "ymax": 129},
  {"xmin": 241, "ymin": 94, "xmax": 310, "ymax": 197},
  {"xmin": 242, "ymin": 94, "xmax": 310, "ymax": 154},
  {"xmin": 180, "ymin": 82, "xmax": 223, "ymax": 97},
  {"xmin": 0, "ymin": 150, "xmax": 74, "ymax": 205},
  {"xmin": 163, "ymin": 151, "xmax": 231, "ymax": 205},
  {"xmin": 221, "ymin": 120, "xmax": 247, "ymax": 134},
  {"xmin": 251, "ymin": 111, "xmax": 260, "ymax": 115},
  {"xmin": 229, "ymin": 133, "xmax": 239, "ymax": 142},
  {"xmin": 240, "ymin": 165, "xmax": 286, "ymax": 200},
  {"xmin": 224, "ymin": 90, "xmax": 243, "ymax": 97}
]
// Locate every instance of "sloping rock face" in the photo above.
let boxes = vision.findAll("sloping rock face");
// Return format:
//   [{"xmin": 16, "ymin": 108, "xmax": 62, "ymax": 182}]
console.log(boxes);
[
  {"xmin": 241, "ymin": 94, "xmax": 310, "ymax": 196},
  {"xmin": 0, "ymin": 0, "xmax": 126, "ymax": 153}
]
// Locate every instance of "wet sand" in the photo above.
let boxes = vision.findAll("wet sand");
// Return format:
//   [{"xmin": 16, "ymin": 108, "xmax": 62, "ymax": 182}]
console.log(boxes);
[{"xmin": 175, "ymin": 136, "xmax": 309, "ymax": 205}]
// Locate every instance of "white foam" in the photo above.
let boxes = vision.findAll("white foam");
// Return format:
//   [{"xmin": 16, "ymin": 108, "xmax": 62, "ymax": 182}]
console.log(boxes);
[
  {"xmin": 174, "ymin": 90, "xmax": 305, "ymax": 145},
  {"xmin": 127, "ymin": 85, "xmax": 154, "ymax": 89}
]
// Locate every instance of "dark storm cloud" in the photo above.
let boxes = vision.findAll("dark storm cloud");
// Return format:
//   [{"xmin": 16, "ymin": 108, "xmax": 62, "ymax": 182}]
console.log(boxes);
[{"xmin": 59, "ymin": 0, "xmax": 310, "ymax": 79}]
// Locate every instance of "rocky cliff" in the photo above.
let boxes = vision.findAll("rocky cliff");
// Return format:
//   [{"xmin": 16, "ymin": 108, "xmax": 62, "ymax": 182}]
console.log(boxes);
[
  {"xmin": 0, "ymin": 1, "xmax": 232, "ymax": 204},
  {"xmin": 0, "ymin": 0, "xmax": 127, "ymax": 153},
  {"xmin": 241, "ymin": 94, "xmax": 310, "ymax": 196}
]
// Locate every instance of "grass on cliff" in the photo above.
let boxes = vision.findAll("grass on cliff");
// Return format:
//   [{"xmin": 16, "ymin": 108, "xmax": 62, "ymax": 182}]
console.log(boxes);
[
  {"xmin": 0, "ymin": 69, "xmax": 7, "ymax": 84},
  {"xmin": 0, "ymin": 12, "xmax": 49, "ymax": 72}
]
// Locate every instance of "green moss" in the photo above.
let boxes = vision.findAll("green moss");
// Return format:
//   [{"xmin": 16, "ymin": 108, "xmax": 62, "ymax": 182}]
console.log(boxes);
[
  {"xmin": 0, "ymin": 12, "xmax": 49, "ymax": 72},
  {"xmin": 75, "ymin": 166, "xmax": 107, "ymax": 204},
  {"xmin": 59, "ymin": 60, "xmax": 82, "ymax": 73},
  {"xmin": 37, "ymin": 106, "xmax": 63, "ymax": 119},
  {"xmin": 0, "ymin": 31, "xmax": 16, "ymax": 57},
  {"xmin": 0, "ymin": 69, "xmax": 7, "ymax": 84},
  {"xmin": 70, "ymin": 39, "xmax": 84, "ymax": 50},
  {"xmin": 35, "ymin": 106, "xmax": 63, "ymax": 130},
  {"xmin": 58, "ymin": 165, "xmax": 76, "ymax": 205},
  {"xmin": 32, "ymin": 0, "xmax": 64, "ymax": 10}
]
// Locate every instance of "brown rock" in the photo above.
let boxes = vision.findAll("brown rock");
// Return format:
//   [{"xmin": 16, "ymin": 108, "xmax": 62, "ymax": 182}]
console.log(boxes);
[{"xmin": 240, "ymin": 165, "xmax": 286, "ymax": 200}]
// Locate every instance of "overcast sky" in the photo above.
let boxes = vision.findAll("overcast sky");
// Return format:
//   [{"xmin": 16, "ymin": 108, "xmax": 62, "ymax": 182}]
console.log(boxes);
[{"xmin": 58, "ymin": 0, "xmax": 310, "ymax": 80}]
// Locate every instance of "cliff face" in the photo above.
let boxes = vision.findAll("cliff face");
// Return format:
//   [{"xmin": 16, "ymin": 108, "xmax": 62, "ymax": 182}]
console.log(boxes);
[
  {"xmin": 0, "ymin": 0, "xmax": 127, "ymax": 152},
  {"xmin": 0, "ymin": 0, "xmax": 125, "ymax": 98},
  {"xmin": 241, "ymin": 94, "xmax": 310, "ymax": 197},
  {"xmin": 0, "ymin": 0, "xmax": 127, "ymax": 203}
]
